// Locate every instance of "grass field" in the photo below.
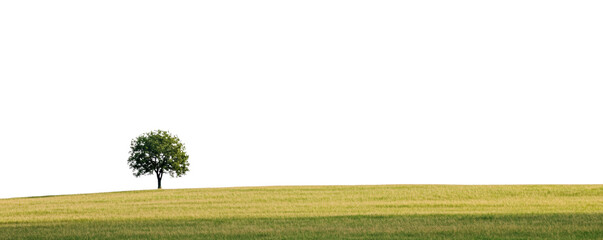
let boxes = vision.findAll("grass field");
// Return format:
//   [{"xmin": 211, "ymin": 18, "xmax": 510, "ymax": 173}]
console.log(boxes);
[{"xmin": 1, "ymin": 185, "xmax": 602, "ymax": 239}]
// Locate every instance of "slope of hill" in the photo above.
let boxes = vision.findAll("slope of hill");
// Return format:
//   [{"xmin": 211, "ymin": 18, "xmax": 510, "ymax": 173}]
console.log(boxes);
[{"xmin": 1, "ymin": 185, "xmax": 602, "ymax": 239}]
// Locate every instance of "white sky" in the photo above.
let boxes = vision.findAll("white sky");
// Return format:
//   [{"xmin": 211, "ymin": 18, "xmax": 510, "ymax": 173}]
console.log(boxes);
[{"xmin": 1, "ymin": 1, "xmax": 602, "ymax": 198}]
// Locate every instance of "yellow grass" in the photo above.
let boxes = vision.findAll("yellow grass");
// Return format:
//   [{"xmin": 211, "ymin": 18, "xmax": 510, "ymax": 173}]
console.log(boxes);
[{"xmin": 1, "ymin": 185, "xmax": 602, "ymax": 239}]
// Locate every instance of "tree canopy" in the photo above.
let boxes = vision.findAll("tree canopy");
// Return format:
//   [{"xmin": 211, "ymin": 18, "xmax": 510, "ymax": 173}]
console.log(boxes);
[{"xmin": 127, "ymin": 130, "xmax": 189, "ymax": 189}]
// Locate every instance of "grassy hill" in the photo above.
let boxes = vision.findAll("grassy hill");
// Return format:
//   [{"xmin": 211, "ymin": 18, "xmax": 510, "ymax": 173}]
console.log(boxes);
[{"xmin": 1, "ymin": 185, "xmax": 602, "ymax": 239}]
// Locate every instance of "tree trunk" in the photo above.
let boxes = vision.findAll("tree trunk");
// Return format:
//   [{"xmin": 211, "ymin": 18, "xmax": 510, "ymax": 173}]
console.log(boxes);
[{"xmin": 157, "ymin": 175, "xmax": 162, "ymax": 189}]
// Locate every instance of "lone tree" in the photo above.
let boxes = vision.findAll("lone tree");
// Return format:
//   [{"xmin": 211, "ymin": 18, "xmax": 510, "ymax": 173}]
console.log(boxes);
[{"xmin": 128, "ymin": 130, "xmax": 190, "ymax": 189}]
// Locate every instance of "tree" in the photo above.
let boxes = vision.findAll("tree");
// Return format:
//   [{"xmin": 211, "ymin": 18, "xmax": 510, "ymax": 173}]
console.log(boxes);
[{"xmin": 127, "ymin": 130, "xmax": 190, "ymax": 189}]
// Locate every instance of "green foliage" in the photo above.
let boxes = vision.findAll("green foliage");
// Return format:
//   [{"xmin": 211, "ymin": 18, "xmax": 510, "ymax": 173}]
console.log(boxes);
[{"xmin": 127, "ymin": 130, "xmax": 189, "ymax": 188}]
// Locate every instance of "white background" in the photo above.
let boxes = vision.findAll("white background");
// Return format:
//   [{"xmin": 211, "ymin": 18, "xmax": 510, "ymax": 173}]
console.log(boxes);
[{"xmin": 1, "ymin": 1, "xmax": 602, "ymax": 199}]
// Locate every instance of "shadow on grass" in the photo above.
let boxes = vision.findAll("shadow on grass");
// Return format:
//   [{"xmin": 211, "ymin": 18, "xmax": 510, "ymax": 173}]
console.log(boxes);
[
  {"xmin": 2, "ymin": 213, "xmax": 602, "ymax": 240},
  {"xmin": 21, "ymin": 195, "xmax": 61, "ymax": 199}
]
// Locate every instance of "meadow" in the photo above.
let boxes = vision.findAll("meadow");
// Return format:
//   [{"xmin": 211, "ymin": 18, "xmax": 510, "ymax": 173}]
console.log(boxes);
[{"xmin": 1, "ymin": 185, "xmax": 601, "ymax": 239}]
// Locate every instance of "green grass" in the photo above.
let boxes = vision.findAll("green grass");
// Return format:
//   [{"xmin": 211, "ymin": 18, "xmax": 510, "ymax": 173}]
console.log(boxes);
[{"xmin": 1, "ymin": 185, "xmax": 602, "ymax": 239}]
